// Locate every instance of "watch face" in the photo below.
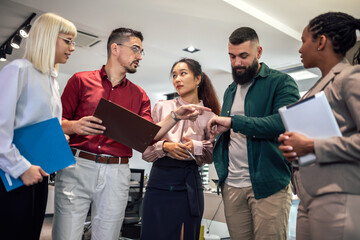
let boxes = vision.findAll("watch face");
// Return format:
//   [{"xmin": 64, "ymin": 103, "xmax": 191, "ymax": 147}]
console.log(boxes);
[{"xmin": 171, "ymin": 111, "xmax": 178, "ymax": 121}]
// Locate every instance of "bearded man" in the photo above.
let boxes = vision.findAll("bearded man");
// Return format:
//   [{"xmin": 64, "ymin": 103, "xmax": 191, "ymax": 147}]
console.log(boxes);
[{"xmin": 207, "ymin": 27, "xmax": 300, "ymax": 240}]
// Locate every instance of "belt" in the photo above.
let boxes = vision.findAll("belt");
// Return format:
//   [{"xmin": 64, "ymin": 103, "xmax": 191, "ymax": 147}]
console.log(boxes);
[
  {"xmin": 292, "ymin": 162, "xmax": 299, "ymax": 171},
  {"xmin": 71, "ymin": 149, "xmax": 129, "ymax": 164}
]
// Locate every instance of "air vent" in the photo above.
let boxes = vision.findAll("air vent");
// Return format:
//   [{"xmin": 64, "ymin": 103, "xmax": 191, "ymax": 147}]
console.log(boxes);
[{"xmin": 75, "ymin": 30, "xmax": 100, "ymax": 47}]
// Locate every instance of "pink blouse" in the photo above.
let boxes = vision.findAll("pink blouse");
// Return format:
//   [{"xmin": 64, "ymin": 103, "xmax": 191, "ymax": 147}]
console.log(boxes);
[{"xmin": 142, "ymin": 98, "xmax": 215, "ymax": 166}]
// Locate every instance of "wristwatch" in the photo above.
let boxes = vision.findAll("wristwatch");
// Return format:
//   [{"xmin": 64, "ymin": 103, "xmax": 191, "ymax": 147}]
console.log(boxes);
[{"xmin": 171, "ymin": 111, "xmax": 180, "ymax": 122}]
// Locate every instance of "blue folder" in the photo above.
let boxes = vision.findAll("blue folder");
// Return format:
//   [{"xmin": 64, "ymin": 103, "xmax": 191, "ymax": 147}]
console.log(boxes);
[{"xmin": 0, "ymin": 118, "xmax": 75, "ymax": 191}]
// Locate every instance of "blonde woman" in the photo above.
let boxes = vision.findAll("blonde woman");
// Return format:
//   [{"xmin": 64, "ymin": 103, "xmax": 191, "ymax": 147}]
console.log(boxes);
[{"xmin": 0, "ymin": 13, "xmax": 76, "ymax": 239}]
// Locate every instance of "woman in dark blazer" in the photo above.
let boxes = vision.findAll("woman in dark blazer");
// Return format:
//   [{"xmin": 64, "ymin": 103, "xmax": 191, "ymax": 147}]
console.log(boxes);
[{"xmin": 278, "ymin": 12, "xmax": 360, "ymax": 240}]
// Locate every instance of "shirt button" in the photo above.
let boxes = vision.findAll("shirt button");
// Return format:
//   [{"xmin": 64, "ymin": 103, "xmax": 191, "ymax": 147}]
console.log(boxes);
[
  {"xmin": 112, "ymin": 88, "xmax": 114, "ymax": 90},
  {"xmin": 227, "ymin": 111, "xmax": 230, "ymax": 113},
  {"xmin": 98, "ymin": 146, "xmax": 101, "ymax": 149}
]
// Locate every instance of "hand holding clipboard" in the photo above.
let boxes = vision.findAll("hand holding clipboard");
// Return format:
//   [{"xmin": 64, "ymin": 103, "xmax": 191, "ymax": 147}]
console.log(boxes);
[
  {"xmin": 93, "ymin": 98, "xmax": 161, "ymax": 153},
  {"xmin": 278, "ymin": 91, "xmax": 341, "ymax": 166}
]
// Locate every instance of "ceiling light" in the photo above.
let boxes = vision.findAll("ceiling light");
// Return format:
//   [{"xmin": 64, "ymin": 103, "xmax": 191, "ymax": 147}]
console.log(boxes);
[
  {"xmin": 0, "ymin": 13, "xmax": 36, "ymax": 62},
  {"xmin": 10, "ymin": 34, "xmax": 22, "ymax": 49},
  {"xmin": 223, "ymin": 0, "xmax": 301, "ymax": 41},
  {"xmin": 0, "ymin": 48, "xmax": 6, "ymax": 62},
  {"xmin": 5, "ymin": 42, "xmax": 13, "ymax": 55},
  {"xmin": 183, "ymin": 46, "xmax": 200, "ymax": 53},
  {"xmin": 19, "ymin": 24, "xmax": 31, "ymax": 38},
  {"xmin": 288, "ymin": 70, "xmax": 318, "ymax": 81}
]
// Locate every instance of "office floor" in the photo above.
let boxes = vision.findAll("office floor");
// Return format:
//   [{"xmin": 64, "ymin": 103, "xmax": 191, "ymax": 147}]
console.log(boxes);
[
  {"xmin": 40, "ymin": 215, "xmax": 52, "ymax": 240},
  {"xmin": 289, "ymin": 198, "xmax": 300, "ymax": 240},
  {"xmin": 40, "ymin": 199, "xmax": 300, "ymax": 240}
]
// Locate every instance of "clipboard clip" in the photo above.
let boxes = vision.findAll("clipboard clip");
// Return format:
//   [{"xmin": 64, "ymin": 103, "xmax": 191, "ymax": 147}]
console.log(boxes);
[{"xmin": 286, "ymin": 94, "xmax": 316, "ymax": 109}]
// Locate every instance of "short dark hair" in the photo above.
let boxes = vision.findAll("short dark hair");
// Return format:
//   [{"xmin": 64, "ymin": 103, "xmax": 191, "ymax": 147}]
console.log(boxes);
[
  {"xmin": 106, "ymin": 27, "xmax": 143, "ymax": 59},
  {"xmin": 308, "ymin": 12, "xmax": 360, "ymax": 64},
  {"xmin": 229, "ymin": 27, "xmax": 259, "ymax": 45}
]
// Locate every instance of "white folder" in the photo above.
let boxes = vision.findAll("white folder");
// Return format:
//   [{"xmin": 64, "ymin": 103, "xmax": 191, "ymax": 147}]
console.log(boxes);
[{"xmin": 278, "ymin": 91, "xmax": 342, "ymax": 166}]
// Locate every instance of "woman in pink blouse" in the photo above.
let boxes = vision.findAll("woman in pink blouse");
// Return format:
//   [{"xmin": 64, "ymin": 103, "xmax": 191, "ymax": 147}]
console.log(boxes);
[{"xmin": 141, "ymin": 58, "xmax": 221, "ymax": 240}]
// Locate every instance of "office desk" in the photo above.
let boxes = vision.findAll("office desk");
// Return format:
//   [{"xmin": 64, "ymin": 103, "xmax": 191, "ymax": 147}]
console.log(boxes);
[{"xmin": 203, "ymin": 192, "xmax": 225, "ymax": 223}]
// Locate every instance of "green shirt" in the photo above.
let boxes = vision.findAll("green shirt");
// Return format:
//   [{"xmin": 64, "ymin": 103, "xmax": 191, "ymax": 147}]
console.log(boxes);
[{"xmin": 213, "ymin": 63, "xmax": 300, "ymax": 199}]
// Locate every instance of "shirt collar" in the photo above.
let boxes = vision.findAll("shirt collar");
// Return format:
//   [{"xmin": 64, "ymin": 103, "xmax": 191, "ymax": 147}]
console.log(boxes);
[
  {"xmin": 178, "ymin": 97, "xmax": 203, "ymax": 106},
  {"xmin": 319, "ymin": 58, "xmax": 349, "ymax": 88},
  {"xmin": 330, "ymin": 58, "xmax": 349, "ymax": 75},
  {"xmin": 254, "ymin": 62, "xmax": 269, "ymax": 79},
  {"xmin": 50, "ymin": 67, "xmax": 58, "ymax": 78},
  {"xmin": 100, "ymin": 65, "xmax": 128, "ymax": 87}
]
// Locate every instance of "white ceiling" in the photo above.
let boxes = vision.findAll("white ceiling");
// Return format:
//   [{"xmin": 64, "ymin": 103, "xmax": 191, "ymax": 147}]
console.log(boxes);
[{"xmin": 1, "ymin": 0, "xmax": 359, "ymax": 103}]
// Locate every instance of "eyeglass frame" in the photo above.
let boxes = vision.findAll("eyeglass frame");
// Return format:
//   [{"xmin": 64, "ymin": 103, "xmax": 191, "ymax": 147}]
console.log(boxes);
[
  {"xmin": 58, "ymin": 36, "xmax": 76, "ymax": 47},
  {"xmin": 116, "ymin": 43, "xmax": 145, "ymax": 57}
]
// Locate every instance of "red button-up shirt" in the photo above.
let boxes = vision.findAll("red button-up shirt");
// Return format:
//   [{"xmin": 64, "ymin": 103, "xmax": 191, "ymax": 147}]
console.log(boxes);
[{"xmin": 61, "ymin": 66, "xmax": 153, "ymax": 157}]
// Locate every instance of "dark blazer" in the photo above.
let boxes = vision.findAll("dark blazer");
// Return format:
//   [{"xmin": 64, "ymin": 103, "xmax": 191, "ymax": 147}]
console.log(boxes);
[{"xmin": 299, "ymin": 59, "xmax": 360, "ymax": 196}]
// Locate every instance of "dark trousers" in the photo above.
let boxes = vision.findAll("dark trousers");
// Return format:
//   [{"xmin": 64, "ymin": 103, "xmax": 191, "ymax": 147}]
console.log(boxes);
[{"xmin": 0, "ymin": 177, "xmax": 48, "ymax": 240}]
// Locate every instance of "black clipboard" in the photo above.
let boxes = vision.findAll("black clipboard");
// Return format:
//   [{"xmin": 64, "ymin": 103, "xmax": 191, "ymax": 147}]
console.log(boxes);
[{"xmin": 93, "ymin": 98, "xmax": 160, "ymax": 153}]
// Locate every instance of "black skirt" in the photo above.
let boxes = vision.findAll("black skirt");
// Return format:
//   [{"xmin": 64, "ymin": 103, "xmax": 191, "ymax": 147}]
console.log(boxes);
[{"xmin": 140, "ymin": 157, "xmax": 204, "ymax": 240}]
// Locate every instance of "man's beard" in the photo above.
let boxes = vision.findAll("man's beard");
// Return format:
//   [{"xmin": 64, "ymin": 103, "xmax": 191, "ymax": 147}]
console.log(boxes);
[
  {"xmin": 232, "ymin": 58, "xmax": 259, "ymax": 85},
  {"xmin": 125, "ymin": 61, "xmax": 139, "ymax": 74},
  {"xmin": 125, "ymin": 66, "xmax": 137, "ymax": 74}
]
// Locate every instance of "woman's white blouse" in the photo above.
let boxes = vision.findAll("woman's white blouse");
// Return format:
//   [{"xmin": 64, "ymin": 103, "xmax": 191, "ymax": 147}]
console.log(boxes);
[{"xmin": 0, "ymin": 59, "xmax": 62, "ymax": 178}]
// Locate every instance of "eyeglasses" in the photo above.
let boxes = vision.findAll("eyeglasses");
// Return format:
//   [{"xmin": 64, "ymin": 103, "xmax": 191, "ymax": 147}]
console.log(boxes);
[
  {"xmin": 58, "ymin": 36, "xmax": 76, "ymax": 47},
  {"xmin": 117, "ymin": 43, "xmax": 145, "ymax": 57}
]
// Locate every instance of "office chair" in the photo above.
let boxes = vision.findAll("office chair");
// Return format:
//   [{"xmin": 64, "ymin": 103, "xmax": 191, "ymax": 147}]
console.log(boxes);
[{"xmin": 120, "ymin": 168, "xmax": 145, "ymax": 239}]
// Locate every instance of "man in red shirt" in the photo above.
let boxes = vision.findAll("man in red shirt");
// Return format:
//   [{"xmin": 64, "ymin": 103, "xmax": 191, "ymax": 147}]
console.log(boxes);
[{"xmin": 52, "ymin": 28, "xmax": 207, "ymax": 240}]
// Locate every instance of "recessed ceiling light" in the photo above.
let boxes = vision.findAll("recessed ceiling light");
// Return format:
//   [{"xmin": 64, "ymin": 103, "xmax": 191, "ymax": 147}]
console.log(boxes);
[{"xmin": 183, "ymin": 46, "xmax": 200, "ymax": 53}]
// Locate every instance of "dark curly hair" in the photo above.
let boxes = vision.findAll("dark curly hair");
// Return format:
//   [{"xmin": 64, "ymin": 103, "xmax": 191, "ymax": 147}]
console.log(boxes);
[{"xmin": 308, "ymin": 12, "xmax": 360, "ymax": 64}]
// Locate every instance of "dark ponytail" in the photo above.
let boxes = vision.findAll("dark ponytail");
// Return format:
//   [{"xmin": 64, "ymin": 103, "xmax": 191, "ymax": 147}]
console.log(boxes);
[
  {"xmin": 198, "ymin": 72, "xmax": 221, "ymax": 115},
  {"xmin": 309, "ymin": 12, "xmax": 360, "ymax": 64},
  {"xmin": 170, "ymin": 58, "xmax": 221, "ymax": 115}
]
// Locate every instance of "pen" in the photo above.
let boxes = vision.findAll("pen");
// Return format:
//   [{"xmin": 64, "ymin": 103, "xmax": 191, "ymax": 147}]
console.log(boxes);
[
  {"xmin": 185, "ymin": 148, "xmax": 196, "ymax": 160},
  {"xmin": 180, "ymin": 140, "xmax": 196, "ymax": 160}
]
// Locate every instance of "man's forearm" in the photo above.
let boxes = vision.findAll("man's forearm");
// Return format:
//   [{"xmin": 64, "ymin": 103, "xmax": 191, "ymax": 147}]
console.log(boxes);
[{"xmin": 61, "ymin": 119, "xmax": 75, "ymax": 135}]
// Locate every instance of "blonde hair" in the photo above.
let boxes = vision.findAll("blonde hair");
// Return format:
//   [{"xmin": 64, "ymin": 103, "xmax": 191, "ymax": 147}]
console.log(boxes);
[{"xmin": 24, "ymin": 13, "xmax": 77, "ymax": 74}]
